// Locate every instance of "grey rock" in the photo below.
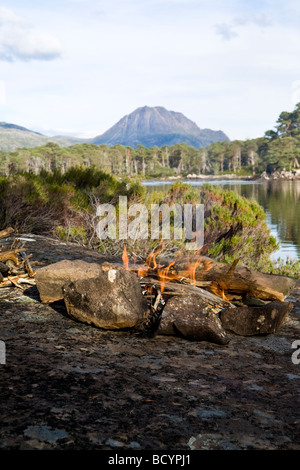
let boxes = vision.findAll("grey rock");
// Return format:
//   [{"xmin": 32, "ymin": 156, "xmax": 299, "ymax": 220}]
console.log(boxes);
[
  {"xmin": 105, "ymin": 438, "xmax": 126, "ymax": 448},
  {"xmin": 197, "ymin": 407, "xmax": 227, "ymax": 419},
  {"xmin": 63, "ymin": 267, "xmax": 149, "ymax": 330},
  {"xmin": 35, "ymin": 259, "xmax": 103, "ymax": 303},
  {"xmin": 157, "ymin": 293, "xmax": 230, "ymax": 345},
  {"xmin": 24, "ymin": 424, "xmax": 69, "ymax": 443},
  {"xmin": 220, "ymin": 301, "xmax": 293, "ymax": 336},
  {"xmin": 0, "ymin": 262, "xmax": 9, "ymax": 276}
]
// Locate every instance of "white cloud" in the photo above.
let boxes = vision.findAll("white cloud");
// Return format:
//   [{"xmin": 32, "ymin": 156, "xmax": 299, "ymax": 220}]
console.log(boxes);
[
  {"xmin": 215, "ymin": 23, "xmax": 239, "ymax": 40},
  {"xmin": 0, "ymin": 6, "xmax": 26, "ymax": 26},
  {"xmin": 1, "ymin": 0, "xmax": 300, "ymax": 141},
  {"xmin": 0, "ymin": 7, "xmax": 62, "ymax": 62},
  {"xmin": 215, "ymin": 12, "xmax": 273, "ymax": 41}
]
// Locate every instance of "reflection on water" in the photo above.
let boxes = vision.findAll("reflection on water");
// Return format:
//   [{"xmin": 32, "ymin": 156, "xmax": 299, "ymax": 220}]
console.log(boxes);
[{"xmin": 143, "ymin": 179, "xmax": 300, "ymax": 261}]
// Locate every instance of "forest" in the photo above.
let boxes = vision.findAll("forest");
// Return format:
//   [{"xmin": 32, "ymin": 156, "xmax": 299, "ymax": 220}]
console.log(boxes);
[{"xmin": 1, "ymin": 103, "xmax": 300, "ymax": 178}]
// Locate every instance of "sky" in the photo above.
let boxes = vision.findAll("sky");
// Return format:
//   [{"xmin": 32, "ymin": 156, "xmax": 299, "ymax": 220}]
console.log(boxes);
[{"xmin": 0, "ymin": 0, "xmax": 300, "ymax": 141}]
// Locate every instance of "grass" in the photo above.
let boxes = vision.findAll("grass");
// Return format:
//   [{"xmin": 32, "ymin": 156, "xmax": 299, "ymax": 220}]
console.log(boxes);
[{"xmin": 265, "ymin": 257, "xmax": 300, "ymax": 278}]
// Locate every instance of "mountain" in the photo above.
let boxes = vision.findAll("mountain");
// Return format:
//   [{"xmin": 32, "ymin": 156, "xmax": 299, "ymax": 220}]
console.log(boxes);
[
  {"xmin": 0, "ymin": 122, "xmax": 83, "ymax": 152},
  {"xmin": 92, "ymin": 106, "xmax": 230, "ymax": 148},
  {"xmin": 0, "ymin": 122, "xmax": 43, "ymax": 134},
  {"xmin": 0, "ymin": 107, "xmax": 229, "ymax": 152}
]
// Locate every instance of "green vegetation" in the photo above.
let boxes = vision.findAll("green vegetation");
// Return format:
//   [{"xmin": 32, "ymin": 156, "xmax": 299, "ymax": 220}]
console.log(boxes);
[
  {"xmin": 0, "ymin": 127, "xmax": 80, "ymax": 153},
  {"xmin": 1, "ymin": 103, "xmax": 300, "ymax": 177},
  {"xmin": 149, "ymin": 181, "xmax": 278, "ymax": 270},
  {"xmin": 0, "ymin": 169, "xmax": 277, "ymax": 269},
  {"xmin": 266, "ymin": 257, "xmax": 300, "ymax": 279}
]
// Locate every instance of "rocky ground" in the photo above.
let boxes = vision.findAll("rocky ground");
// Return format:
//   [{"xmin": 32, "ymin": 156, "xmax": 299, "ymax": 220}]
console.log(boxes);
[{"xmin": 0, "ymin": 234, "xmax": 300, "ymax": 451}]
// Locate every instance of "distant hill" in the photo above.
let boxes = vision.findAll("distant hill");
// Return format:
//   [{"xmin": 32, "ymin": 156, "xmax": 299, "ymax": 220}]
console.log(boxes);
[
  {"xmin": 92, "ymin": 106, "xmax": 230, "ymax": 148},
  {"xmin": 0, "ymin": 122, "xmax": 83, "ymax": 152},
  {"xmin": 0, "ymin": 122, "xmax": 43, "ymax": 134}
]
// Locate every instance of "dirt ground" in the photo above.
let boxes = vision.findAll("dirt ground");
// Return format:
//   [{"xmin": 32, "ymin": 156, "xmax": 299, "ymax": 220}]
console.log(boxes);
[{"xmin": 0, "ymin": 234, "xmax": 300, "ymax": 451}]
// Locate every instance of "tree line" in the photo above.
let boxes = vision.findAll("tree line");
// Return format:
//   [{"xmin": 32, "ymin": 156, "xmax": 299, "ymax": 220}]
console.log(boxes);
[{"xmin": 1, "ymin": 103, "xmax": 300, "ymax": 177}]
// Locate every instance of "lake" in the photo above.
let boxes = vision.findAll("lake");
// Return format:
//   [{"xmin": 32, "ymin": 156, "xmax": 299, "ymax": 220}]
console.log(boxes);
[{"xmin": 142, "ymin": 179, "xmax": 300, "ymax": 261}]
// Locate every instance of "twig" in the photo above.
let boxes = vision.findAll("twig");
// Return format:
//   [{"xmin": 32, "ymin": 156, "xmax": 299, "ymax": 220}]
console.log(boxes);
[
  {"xmin": 227, "ymin": 259, "xmax": 240, "ymax": 276},
  {"xmin": 153, "ymin": 289, "xmax": 162, "ymax": 311}
]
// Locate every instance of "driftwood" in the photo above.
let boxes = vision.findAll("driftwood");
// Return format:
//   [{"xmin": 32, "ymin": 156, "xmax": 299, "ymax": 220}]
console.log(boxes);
[
  {"xmin": 134, "ymin": 255, "xmax": 296, "ymax": 303},
  {"xmin": 140, "ymin": 276, "xmax": 234, "ymax": 311},
  {"xmin": 192, "ymin": 258, "xmax": 295, "ymax": 302},
  {"xmin": 0, "ymin": 227, "xmax": 14, "ymax": 240},
  {"xmin": 98, "ymin": 253, "xmax": 295, "ymax": 304},
  {"xmin": 0, "ymin": 274, "xmax": 36, "ymax": 289},
  {"xmin": 0, "ymin": 249, "xmax": 22, "ymax": 265},
  {"xmin": 0, "ymin": 227, "xmax": 36, "ymax": 287}
]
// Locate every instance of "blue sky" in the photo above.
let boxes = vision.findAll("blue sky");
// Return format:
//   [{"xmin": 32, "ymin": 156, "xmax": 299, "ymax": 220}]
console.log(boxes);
[{"xmin": 0, "ymin": 0, "xmax": 300, "ymax": 140}]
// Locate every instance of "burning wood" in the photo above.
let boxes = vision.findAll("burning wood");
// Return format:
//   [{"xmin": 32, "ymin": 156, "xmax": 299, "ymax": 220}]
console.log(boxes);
[
  {"xmin": 121, "ymin": 244, "xmax": 236, "ymax": 336},
  {"xmin": 121, "ymin": 244, "xmax": 296, "ymax": 338},
  {"xmin": 0, "ymin": 227, "xmax": 36, "ymax": 289}
]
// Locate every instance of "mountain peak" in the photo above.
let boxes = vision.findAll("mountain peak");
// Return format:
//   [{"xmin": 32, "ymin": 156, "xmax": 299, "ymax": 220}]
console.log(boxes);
[{"xmin": 92, "ymin": 106, "xmax": 229, "ymax": 148}]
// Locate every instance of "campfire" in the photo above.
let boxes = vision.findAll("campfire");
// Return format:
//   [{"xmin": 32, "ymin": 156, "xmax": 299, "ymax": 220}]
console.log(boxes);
[
  {"xmin": 1, "ymin": 227, "xmax": 296, "ymax": 344},
  {"xmin": 123, "ymin": 244, "xmax": 232, "ymax": 334},
  {"xmin": 117, "ymin": 243, "xmax": 295, "ymax": 341}
]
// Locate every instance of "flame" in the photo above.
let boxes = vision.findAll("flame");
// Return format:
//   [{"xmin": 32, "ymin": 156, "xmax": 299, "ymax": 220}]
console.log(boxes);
[
  {"xmin": 203, "ymin": 259, "xmax": 213, "ymax": 271},
  {"xmin": 157, "ymin": 260, "xmax": 178, "ymax": 294},
  {"xmin": 218, "ymin": 280, "xmax": 229, "ymax": 301},
  {"xmin": 137, "ymin": 245, "xmax": 224, "ymax": 302},
  {"xmin": 122, "ymin": 244, "xmax": 129, "ymax": 270},
  {"xmin": 179, "ymin": 252, "xmax": 211, "ymax": 285},
  {"xmin": 221, "ymin": 289, "xmax": 229, "ymax": 302},
  {"xmin": 137, "ymin": 244, "xmax": 165, "ymax": 277},
  {"xmin": 210, "ymin": 280, "xmax": 230, "ymax": 302},
  {"xmin": 155, "ymin": 248, "xmax": 185, "ymax": 294},
  {"xmin": 187, "ymin": 256, "xmax": 202, "ymax": 285}
]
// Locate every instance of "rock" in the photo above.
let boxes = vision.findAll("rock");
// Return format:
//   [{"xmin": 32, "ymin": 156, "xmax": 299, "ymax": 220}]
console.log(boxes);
[
  {"xmin": 156, "ymin": 294, "xmax": 230, "ymax": 345},
  {"xmin": 62, "ymin": 268, "xmax": 149, "ymax": 330},
  {"xmin": 220, "ymin": 301, "xmax": 293, "ymax": 336},
  {"xmin": 35, "ymin": 260, "xmax": 103, "ymax": 303},
  {"xmin": 0, "ymin": 261, "xmax": 9, "ymax": 277},
  {"xmin": 23, "ymin": 424, "xmax": 70, "ymax": 444},
  {"xmin": 0, "ymin": 272, "xmax": 3, "ymax": 283}
]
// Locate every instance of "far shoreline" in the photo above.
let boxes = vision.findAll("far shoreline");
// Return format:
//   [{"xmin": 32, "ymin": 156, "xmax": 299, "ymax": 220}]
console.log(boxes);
[{"xmin": 142, "ymin": 170, "xmax": 300, "ymax": 183}]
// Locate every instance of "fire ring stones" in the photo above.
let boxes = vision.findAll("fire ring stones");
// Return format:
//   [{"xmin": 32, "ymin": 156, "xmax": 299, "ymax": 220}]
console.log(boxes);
[
  {"xmin": 62, "ymin": 267, "xmax": 149, "ymax": 330},
  {"xmin": 156, "ymin": 294, "xmax": 230, "ymax": 345},
  {"xmin": 35, "ymin": 260, "xmax": 103, "ymax": 303},
  {"xmin": 34, "ymin": 258, "xmax": 293, "ymax": 342},
  {"xmin": 219, "ymin": 301, "xmax": 294, "ymax": 336}
]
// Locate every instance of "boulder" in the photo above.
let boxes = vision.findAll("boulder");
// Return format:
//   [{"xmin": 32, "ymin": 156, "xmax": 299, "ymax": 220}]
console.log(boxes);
[
  {"xmin": 62, "ymin": 267, "xmax": 149, "ymax": 330},
  {"xmin": 0, "ymin": 262, "xmax": 9, "ymax": 277},
  {"xmin": 220, "ymin": 301, "xmax": 293, "ymax": 336},
  {"xmin": 35, "ymin": 260, "xmax": 103, "ymax": 303},
  {"xmin": 156, "ymin": 294, "xmax": 230, "ymax": 345}
]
